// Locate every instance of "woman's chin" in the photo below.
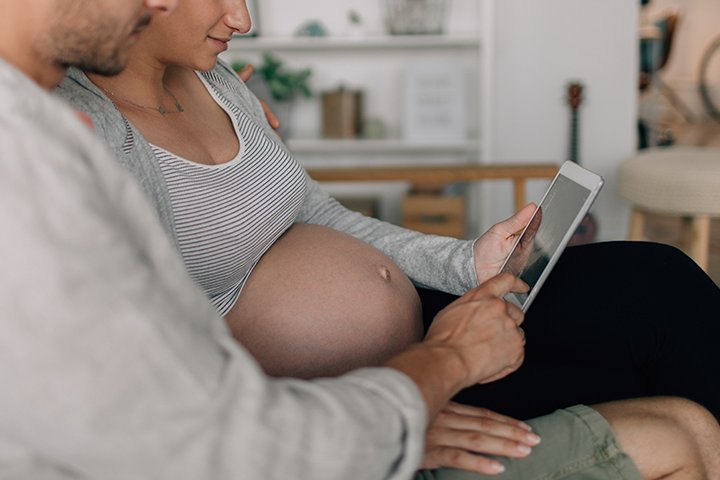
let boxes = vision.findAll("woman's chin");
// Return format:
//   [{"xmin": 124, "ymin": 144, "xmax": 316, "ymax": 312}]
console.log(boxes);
[
  {"xmin": 198, "ymin": 57, "xmax": 219, "ymax": 73},
  {"xmin": 226, "ymin": 223, "xmax": 423, "ymax": 379}
]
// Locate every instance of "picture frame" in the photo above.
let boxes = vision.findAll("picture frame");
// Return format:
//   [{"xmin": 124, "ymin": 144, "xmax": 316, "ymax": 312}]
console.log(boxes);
[{"xmin": 402, "ymin": 58, "xmax": 467, "ymax": 144}]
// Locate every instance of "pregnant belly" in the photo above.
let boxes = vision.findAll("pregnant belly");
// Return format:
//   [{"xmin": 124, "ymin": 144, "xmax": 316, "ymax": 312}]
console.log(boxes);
[{"xmin": 226, "ymin": 223, "xmax": 423, "ymax": 378}]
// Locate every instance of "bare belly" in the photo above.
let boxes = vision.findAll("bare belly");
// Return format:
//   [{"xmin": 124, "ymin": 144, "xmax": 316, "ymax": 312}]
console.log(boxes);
[{"xmin": 226, "ymin": 223, "xmax": 423, "ymax": 378}]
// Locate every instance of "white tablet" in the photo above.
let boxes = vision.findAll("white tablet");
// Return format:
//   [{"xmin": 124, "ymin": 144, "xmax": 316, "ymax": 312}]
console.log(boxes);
[{"xmin": 499, "ymin": 161, "xmax": 604, "ymax": 312}]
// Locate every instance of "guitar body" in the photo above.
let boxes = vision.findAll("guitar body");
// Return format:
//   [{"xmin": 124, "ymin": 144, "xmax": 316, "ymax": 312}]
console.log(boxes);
[
  {"xmin": 568, "ymin": 213, "xmax": 598, "ymax": 246},
  {"xmin": 566, "ymin": 82, "xmax": 598, "ymax": 245}
]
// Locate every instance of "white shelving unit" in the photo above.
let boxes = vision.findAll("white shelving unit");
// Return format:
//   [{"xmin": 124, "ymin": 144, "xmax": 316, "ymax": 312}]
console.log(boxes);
[
  {"xmin": 220, "ymin": 1, "xmax": 496, "ymax": 234},
  {"xmin": 222, "ymin": 29, "xmax": 492, "ymax": 164},
  {"xmin": 227, "ymin": 34, "xmax": 481, "ymax": 52}
]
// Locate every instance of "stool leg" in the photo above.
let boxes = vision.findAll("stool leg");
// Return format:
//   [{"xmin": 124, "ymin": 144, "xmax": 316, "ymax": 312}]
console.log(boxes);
[
  {"xmin": 628, "ymin": 209, "xmax": 646, "ymax": 241},
  {"xmin": 682, "ymin": 215, "xmax": 711, "ymax": 271}
]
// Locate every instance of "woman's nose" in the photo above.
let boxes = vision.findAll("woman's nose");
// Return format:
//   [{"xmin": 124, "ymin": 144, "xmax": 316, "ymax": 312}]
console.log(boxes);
[{"xmin": 224, "ymin": 0, "xmax": 252, "ymax": 34}]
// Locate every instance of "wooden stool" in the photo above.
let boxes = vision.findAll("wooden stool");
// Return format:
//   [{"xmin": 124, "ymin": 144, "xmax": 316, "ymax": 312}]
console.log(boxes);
[{"xmin": 618, "ymin": 147, "xmax": 720, "ymax": 270}]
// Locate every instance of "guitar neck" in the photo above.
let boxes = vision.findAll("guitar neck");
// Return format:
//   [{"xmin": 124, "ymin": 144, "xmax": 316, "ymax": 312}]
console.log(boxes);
[
  {"xmin": 566, "ymin": 82, "xmax": 583, "ymax": 165},
  {"xmin": 569, "ymin": 110, "xmax": 580, "ymax": 164}
]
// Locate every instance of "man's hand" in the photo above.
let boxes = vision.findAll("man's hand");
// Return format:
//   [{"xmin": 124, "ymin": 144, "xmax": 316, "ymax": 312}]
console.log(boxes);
[
  {"xmin": 425, "ymin": 273, "xmax": 527, "ymax": 386},
  {"xmin": 385, "ymin": 273, "xmax": 527, "ymax": 420},
  {"xmin": 235, "ymin": 63, "xmax": 281, "ymax": 130},
  {"xmin": 473, "ymin": 203, "xmax": 536, "ymax": 285},
  {"xmin": 422, "ymin": 402, "xmax": 541, "ymax": 475}
]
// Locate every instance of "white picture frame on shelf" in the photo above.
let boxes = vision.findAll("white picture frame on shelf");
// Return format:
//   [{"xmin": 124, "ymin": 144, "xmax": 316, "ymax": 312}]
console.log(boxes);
[{"xmin": 402, "ymin": 58, "xmax": 467, "ymax": 144}]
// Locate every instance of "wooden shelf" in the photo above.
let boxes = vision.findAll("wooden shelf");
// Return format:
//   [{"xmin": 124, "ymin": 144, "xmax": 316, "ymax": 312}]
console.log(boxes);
[{"xmin": 228, "ymin": 34, "xmax": 481, "ymax": 52}]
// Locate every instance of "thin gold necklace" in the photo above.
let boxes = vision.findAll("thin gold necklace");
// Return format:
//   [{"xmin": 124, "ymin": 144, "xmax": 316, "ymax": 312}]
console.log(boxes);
[{"xmin": 103, "ymin": 85, "xmax": 185, "ymax": 116}]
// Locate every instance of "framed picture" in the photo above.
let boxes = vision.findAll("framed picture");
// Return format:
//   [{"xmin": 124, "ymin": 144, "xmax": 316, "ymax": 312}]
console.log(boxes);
[{"xmin": 402, "ymin": 58, "xmax": 467, "ymax": 144}]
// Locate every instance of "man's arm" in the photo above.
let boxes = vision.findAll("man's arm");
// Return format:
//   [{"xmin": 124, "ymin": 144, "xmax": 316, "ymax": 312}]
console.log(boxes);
[
  {"xmin": 0, "ymin": 94, "xmax": 428, "ymax": 479},
  {"xmin": 2, "ymin": 75, "xmax": 526, "ymax": 480}
]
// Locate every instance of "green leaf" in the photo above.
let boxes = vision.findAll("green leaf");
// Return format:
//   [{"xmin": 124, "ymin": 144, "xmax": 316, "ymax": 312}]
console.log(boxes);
[{"xmin": 236, "ymin": 52, "xmax": 313, "ymax": 102}]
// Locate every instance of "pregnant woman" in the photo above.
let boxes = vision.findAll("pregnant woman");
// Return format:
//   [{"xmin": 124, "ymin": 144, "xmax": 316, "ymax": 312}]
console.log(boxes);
[{"xmin": 57, "ymin": 0, "xmax": 720, "ymax": 426}]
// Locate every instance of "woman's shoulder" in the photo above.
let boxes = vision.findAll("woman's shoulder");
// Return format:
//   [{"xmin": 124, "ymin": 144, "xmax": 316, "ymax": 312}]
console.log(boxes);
[
  {"xmin": 200, "ymin": 61, "xmax": 287, "ymax": 151},
  {"xmin": 201, "ymin": 61, "xmax": 267, "ymax": 119},
  {"xmin": 56, "ymin": 68, "xmax": 117, "ymax": 116},
  {"xmin": 55, "ymin": 69, "xmax": 127, "ymax": 147},
  {"xmin": 201, "ymin": 61, "xmax": 250, "ymax": 100}
]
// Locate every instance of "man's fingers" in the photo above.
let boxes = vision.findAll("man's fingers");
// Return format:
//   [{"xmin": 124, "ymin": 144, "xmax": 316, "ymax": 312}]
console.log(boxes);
[
  {"xmin": 506, "ymin": 301, "xmax": 524, "ymax": 326},
  {"xmin": 428, "ymin": 427, "xmax": 535, "ymax": 460},
  {"xmin": 434, "ymin": 413, "xmax": 540, "ymax": 447},
  {"xmin": 75, "ymin": 111, "xmax": 94, "ymax": 131},
  {"xmin": 260, "ymin": 100, "xmax": 281, "ymax": 130},
  {"xmin": 423, "ymin": 447, "xmax": 507, "ymax": 475},
  {"xmin": 233, "ymin": 65, "xmax": 280, "ymax": 130},
  {"xmin": 423, "ymin": 403, "xmax": 542, "ymax": 473},
  {"xmin": 443, "ymin": 402, "xmax": 530, "ymax": 430},
  {"xmin": 236, "ymin": 63, "xmax": 254, "ymax": 82}
]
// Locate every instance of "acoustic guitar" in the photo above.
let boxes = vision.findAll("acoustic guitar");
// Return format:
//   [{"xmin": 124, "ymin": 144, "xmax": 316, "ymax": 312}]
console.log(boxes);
[{"xmin": 566, "ymin": 82, "xmax": 598, "ymax": 245}]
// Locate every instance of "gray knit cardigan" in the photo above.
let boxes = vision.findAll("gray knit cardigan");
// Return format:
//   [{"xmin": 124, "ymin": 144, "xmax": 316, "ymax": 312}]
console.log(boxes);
[{"xmin": 55, "ymin": 61, "xmax": 478, "ymax": 295}]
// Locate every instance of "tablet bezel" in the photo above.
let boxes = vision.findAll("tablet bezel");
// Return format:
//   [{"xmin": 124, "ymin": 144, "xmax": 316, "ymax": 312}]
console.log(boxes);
[{"xmin": 499, "ymin": 161, "xmax": 604, "ymax": 312}]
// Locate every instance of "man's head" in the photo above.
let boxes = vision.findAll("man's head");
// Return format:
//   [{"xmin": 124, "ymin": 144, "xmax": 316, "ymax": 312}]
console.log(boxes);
[{"xmin": 0, "ymin": 0, "xmax": 178, "ymax": 88}]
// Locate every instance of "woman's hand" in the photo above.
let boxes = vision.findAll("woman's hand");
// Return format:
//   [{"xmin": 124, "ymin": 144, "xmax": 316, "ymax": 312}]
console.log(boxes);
[
  {"xmin": 235, "ymin": 63, "xmax": 281, "ymax": 130},
  {"xmin": 473, "ymin": 203, "xmax": 536, "ymax": 285},
  {"xmin": 422, "ymin": 402, "xmax": 541, "ymax": 475}
]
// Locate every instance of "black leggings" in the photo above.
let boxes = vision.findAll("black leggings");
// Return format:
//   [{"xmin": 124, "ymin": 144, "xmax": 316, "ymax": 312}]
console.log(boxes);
[{"xmin": 418, "ymin": 241, "xmax": 720, "ymax": 421}]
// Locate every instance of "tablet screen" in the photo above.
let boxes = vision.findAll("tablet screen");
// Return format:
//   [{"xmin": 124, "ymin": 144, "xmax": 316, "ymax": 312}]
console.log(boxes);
[{"xmin": 501, "ymin": 174, "xmax": 592, "ymax": 307}]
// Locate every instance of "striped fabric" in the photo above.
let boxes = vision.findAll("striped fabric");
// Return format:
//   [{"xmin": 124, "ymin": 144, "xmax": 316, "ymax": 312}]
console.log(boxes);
[{"xmin": 151, "ymin": 76, "xmax": 306, "ymax": 315}]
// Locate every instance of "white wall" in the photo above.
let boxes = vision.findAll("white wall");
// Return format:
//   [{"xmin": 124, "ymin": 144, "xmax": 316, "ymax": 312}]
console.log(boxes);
[
  {"xmin": 247, "ymin": 1, "xmax": 638, "ymax": 241},
  {"xmin": 484, "ymin": 0, "xmax": 638, "ymax": 241}
]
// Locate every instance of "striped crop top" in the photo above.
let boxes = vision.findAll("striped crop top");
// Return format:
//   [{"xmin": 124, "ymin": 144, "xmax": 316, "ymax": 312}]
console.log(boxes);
[{"xmin": 150, "ymin": 74, "xmax": 306, "ymax": 315}]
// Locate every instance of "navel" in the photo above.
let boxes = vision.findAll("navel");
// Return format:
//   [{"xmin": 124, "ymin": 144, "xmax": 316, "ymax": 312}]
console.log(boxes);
[{"xmin": 377, "ymin": 265, "xmax": 392, "ymax": 282}]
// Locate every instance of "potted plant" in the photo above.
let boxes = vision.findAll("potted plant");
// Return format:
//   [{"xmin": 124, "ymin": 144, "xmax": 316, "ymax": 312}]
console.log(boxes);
[{"xmin": 233, "ymin": 53, "xmax": 312, "ymax": 138}]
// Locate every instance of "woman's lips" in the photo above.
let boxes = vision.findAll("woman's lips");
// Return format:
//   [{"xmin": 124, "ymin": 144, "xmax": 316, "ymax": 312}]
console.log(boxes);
[{"xmin": 208, "ymin": 36, "xmax": 230, "ymax": 52}]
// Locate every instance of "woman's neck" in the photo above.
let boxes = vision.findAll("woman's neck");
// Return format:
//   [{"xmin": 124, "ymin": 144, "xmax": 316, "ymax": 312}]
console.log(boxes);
[{"xmin": 88, "ymin": 59, "xmax": 190, "ymax": 115}]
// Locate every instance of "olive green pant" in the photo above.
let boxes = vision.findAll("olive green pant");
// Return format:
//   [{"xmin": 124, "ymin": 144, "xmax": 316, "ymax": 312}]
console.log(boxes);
[{"xmin": 417, "ymin": 405, "xmax": 642, "ymax": 480}]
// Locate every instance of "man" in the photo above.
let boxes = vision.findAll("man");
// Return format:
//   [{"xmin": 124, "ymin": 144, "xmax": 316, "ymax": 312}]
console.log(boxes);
[{"xmin": 0, "ymin": 0, "xmax": 718, "ymax": 478}]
